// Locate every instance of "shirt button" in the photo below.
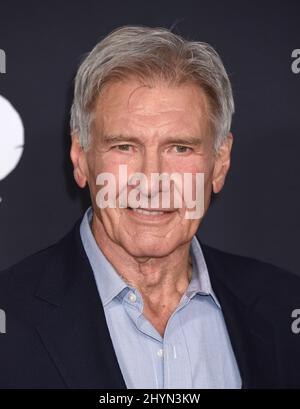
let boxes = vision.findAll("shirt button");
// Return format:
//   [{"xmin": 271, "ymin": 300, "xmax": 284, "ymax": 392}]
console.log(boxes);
[
  {"xmin": 129, "ymin": 292, "xmax": 137, "ymax": 303},
  {"xmin": 157, "ymin": 348, "xmax": 164, "ymax": 358}
]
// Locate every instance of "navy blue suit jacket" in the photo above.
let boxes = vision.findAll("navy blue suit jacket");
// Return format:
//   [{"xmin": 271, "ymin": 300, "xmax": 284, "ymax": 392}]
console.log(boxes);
[{"xmin": 1, "ymin": 217, "xmax": 300, "ymax": 388}]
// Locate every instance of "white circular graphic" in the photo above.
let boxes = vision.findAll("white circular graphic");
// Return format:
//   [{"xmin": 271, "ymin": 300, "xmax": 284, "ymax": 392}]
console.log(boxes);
[{"xmin": 0, "ymin": 94, "xmax": 24, "ymax": 181}]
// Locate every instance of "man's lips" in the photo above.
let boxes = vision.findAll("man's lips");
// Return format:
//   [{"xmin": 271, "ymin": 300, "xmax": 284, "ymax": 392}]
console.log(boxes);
[
  {"xmin": 127, "ymin": 206, "xmax": 176, "ymax": 213},
  {"xmin": 125, "ymin": 206, "xmax": 177, "ymax": 218}
]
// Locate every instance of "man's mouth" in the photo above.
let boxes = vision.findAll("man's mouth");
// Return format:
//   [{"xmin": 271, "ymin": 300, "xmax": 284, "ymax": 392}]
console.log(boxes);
[
  {"xmin": 131, "ymin": 208, "xmax": 165, "ymax": 215},
  {"xmin": 126, "ymin": 207, "xmax": 176, "ymax": 217}
]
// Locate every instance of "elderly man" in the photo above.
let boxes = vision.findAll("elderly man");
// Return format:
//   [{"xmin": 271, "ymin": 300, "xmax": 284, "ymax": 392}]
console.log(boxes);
[{"xmin": 0, "ymin": 26, "xmax": 300, "ymax": 389}]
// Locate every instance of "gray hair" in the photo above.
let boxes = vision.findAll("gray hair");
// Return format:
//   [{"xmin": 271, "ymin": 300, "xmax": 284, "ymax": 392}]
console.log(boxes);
[{"xmin": 70, "ymin": 25, "xmax": 234, "ymax": 151}]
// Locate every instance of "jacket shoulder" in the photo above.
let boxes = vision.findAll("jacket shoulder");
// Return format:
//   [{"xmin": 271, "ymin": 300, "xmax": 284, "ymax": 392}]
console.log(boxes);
[
  {"xmin": 0, "ymin": 223, "xmax": 77, "ymax": 309},
  {"xmin": 200, "ymin": 242, "xmax": 300, "ymax": 302}
]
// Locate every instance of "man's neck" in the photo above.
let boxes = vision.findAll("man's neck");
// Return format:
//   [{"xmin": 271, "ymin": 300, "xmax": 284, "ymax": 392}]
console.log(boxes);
[{"xmin": 91, "ymin": 214, "xmax": 193, "ymax": 336}]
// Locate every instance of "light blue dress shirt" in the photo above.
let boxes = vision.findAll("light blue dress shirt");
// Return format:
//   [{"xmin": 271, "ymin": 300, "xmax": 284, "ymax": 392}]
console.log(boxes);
[{"xmin": 80, "ymin": 206, "xmax": 241, "ymax": 389}]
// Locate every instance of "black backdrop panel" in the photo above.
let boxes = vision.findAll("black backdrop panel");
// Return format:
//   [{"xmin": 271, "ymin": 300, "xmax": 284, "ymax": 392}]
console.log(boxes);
[{"xmin": 0, "ymin": 0, "xmax": 299, "ymax": 274}]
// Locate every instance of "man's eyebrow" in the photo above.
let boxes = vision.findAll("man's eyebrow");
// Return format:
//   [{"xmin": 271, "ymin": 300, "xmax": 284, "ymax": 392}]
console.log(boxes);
[
  {"xmin": 101, "ymin": 134, "xmax": 141, "ymax": 144},
  {"xmin": 165, "ymin": 136, "xmax": 203, "ymax": 146},
  {"xmin": 101, "ymin": 134, "xmax": 203, "ymax": 146}
]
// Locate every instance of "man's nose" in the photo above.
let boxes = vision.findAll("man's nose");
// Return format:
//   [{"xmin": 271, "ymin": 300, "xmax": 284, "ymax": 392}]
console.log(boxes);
[{"xmin": 138, "ymin": 150, "xmax": 162, "ymax": 197}]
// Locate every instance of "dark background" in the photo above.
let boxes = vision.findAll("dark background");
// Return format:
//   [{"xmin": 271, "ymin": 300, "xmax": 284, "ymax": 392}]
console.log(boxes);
[{"xmin": 0, "ymin": 0, "xmax": 299, "ymax": 274}]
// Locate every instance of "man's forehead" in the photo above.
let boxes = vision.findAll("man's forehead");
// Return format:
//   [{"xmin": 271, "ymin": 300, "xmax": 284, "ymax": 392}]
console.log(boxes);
[
  {"xmin": 95, "ymin": 78, "xmax": 209, "ymax": 116},
  {"xmin": 92, "ymin": 79, "xmax": 210, "ymax": 138},
  {"xmin": 94, "ymin": 116, "xmax": 208, "ymax": 146}
]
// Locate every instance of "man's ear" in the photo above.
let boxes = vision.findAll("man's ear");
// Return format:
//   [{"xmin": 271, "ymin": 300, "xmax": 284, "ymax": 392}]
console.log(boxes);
[
  {"xmin": 70, "ymin": 134, "xmax": 89, "ymax": 188},
  {"xmin": 212, "ymin": 132, "xmax": 233, "ymax": 194}
]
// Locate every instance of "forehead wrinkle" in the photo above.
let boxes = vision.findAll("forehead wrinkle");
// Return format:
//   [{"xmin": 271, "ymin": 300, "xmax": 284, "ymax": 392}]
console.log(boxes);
[
  {"xmin": 94, "ymin": 80, "xmax": 212, "ymax": 145},
  {"xmin": 126, "ymin": 83, "xmax": 152, "ymax": 112},
  {"xmin": 101, "ymin": 132, "xmax": 204, "ymax": 149}
]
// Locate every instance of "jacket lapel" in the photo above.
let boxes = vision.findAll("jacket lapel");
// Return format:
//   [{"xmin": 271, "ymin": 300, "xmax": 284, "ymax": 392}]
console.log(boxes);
[
  {"xmin": 35, "ymin": 219, "xmax": 127, "ymax": 389},
  {"xmin": 199, "ymin": 240, "xmax": 277, "ymax": 388}
]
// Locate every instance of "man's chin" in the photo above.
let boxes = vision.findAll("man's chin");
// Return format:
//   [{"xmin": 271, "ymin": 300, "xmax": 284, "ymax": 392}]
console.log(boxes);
[{"xmin": 120, "ymin": 239, "xmax": 178, "ymax": 259}]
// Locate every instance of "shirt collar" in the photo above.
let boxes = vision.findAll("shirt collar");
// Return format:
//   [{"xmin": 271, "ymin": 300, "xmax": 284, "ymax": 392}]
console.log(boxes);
[
  {"xmin": 80, "ymin": 206, "xmax": 221, "ymax": 309},
  {"xmin": 80, "ymin": 206, "xmax": 130, "ymax": 306},
  {"xmin": 188, "ymin": 236, "xmax": 221, "ymax": 308}
]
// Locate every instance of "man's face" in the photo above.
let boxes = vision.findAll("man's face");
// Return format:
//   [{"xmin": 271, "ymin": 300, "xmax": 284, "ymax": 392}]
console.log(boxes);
[{"xmin": 72, "ymin": 78, "xmax": 232, "ymax": 258}]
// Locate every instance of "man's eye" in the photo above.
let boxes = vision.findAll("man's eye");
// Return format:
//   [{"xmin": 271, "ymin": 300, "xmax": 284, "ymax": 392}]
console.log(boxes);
[
  {"xmin": 173, "ymin": 145, "xmax": 191, "ymax": 153},
  {"xmin": 115, "ymin": 144, "xmax": 132, "ymax": 152}
]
